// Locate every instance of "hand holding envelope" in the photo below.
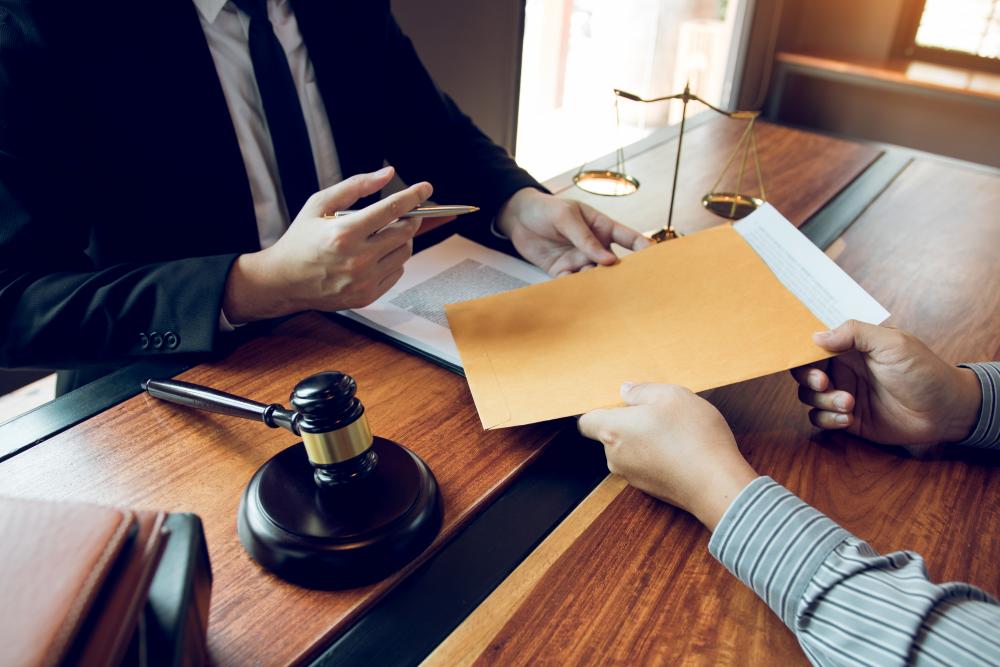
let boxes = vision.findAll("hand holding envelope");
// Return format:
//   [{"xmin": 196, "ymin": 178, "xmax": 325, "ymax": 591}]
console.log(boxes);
[{"xmin": 444, "ymin": 205, "xmax": 888, "ymax": 429}]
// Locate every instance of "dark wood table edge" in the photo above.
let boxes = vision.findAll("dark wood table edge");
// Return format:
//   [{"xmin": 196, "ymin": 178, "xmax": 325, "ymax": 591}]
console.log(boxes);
[
  {"xmin": 798, "ymin": 150, "xmax": 911, "ymax": 249},
  {"xmin": 0, "ymin": 356, "xmax": 195, "ymax": 462}
]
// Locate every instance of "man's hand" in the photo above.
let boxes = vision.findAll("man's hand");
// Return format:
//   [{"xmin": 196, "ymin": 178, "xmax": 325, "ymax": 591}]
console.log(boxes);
[
  {"xmin": 791, "ymin": 320, "xmax": 982, "ymax": 449},
  {"xmin": 497, "ymin": 188, "xmax": 651, "ymax": 276},
  {"xmin": 223, "ymin": 166, "xmax": 430, "ymax": 323},
  {"xmin": 578, "ymin": 383, "xmax": 757, "ymax": 531}
]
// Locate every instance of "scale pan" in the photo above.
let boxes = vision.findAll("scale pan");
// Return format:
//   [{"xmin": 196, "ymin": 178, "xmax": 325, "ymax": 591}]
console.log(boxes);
[
  {"xmin": 573, "ymin": 170, "xmax": 639, "ymax": 197},
  {"xmin": 702, "ymin": 192, "xmax": 763, "ymax": 220}
]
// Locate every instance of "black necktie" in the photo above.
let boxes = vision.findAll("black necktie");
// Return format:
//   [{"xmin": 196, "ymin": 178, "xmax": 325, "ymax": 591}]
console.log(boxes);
[{"xmin": 231, "ymin": 0, "xmax": 319, "ymax": 221}]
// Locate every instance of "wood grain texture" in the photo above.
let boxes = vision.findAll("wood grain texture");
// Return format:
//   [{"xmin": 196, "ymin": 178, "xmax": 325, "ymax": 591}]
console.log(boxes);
[
  {"xmin": 558, "ymin": 117, "xmax": 880, "ymax": 236},
  {"xmin": 424, "ymin": 475, "xmax": 630, "ymax": 666},
  {"xmin": 0, "ymin": 314, "xmax": 562, "ymax": 666},
  {"xmin": 446, "ymin": 159, "xmax": 1000, "ymax": 665}
]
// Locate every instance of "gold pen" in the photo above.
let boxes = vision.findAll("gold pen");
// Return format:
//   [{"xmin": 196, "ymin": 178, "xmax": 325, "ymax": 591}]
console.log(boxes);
[{"xmin": 322, "ymin": 205, "xmax": 480, "ymax": 220}]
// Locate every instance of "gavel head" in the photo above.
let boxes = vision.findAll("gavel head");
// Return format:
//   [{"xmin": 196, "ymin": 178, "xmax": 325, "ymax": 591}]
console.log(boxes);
[{"xmin": 290, "ymin": 372, "xmax": 378, "ymax": 486}]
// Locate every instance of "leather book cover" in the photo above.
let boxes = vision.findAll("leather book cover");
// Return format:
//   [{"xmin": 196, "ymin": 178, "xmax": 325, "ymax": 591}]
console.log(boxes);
[
  {"xmin": 0, "ymin": 495, "xmax": 134, "ymax": 667},
  {"xmin": 69, "ymin": 510, "xmax": 169, "ymax": 667}
]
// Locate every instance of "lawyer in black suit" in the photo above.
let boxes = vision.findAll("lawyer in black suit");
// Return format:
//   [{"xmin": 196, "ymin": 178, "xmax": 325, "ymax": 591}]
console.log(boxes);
[{"xmin": 0, "ymin": 1, "xmax": 647, "ymax": 377}]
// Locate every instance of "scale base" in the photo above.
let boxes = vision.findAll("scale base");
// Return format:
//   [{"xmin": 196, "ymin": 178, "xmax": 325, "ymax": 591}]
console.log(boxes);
[
  {"xmin": 238, "ymin": 437, "xmax": 442, "ymax": 589},
  {"xmin": 649, "ymin": 227, "xmax": 682, "ymax": 243}
]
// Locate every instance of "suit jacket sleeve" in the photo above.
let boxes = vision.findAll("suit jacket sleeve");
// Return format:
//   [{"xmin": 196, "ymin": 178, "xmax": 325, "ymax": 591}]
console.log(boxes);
[
  {"xmin": 377, "ymin": 11, "xmax": 547, "ymax": 246},
  {"xmin": 0, "ymin": 5, "xmax": 237, "ymax": 369}
]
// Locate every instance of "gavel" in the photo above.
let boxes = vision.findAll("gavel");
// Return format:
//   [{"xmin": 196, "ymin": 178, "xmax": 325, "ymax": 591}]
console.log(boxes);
[{"xmin": 143, "ymin": 372, "xmax": 442, "ymax": 589}]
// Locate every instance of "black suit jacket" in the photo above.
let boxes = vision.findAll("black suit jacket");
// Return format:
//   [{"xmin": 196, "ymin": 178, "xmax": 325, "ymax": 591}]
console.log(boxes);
[{"xmin": 0, "ymin": 0, "xmax": 541, "ymax": 370}]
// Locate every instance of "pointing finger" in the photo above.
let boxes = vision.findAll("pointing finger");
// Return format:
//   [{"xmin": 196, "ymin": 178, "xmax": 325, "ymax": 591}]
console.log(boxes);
[
  {"xmin": 341, "ymin": 182, "xmax": 433, "ymax": 238},
  {"xmin": 301, "ymin": 167, "xmax": 395, "ymax": 218}
]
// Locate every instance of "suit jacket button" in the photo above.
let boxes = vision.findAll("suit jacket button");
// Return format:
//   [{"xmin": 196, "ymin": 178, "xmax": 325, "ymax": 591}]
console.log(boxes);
[
  {"xmin": 164, "ymin": 332, "xmax": 179, "ymax": 349},
  {"xmin": 139, "ymin": 333, "xmax": 150, "ymax": 350},
  {"xmin": 150, "ymin": 332, "xmax": 163, "ymax": 350}
]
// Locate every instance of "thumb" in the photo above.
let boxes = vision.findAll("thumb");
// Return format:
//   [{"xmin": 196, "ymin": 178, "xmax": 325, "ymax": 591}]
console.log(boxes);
[
  {"xmin": 620, "ymin": 382, "xmax": 684, "ymax": 406},
  {"xmin": 813, "ymin": 319, "xmax": 888, "ymax": 355},
  {"xmin": 301, "ymin": 166, "xmax": 395, "ymax": 218}
]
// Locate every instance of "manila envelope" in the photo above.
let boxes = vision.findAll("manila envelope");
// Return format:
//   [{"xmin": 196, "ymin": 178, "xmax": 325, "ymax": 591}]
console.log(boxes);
[{"xmin": 445, "ymin": 224, "xmax": 833, "ymax": 429}]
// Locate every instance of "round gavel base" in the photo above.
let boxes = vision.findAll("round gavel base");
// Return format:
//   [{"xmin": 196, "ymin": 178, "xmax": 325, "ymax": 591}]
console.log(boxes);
[{"xmin": 238, "ymin": 436, "xmax": 442, "ymax": 589}]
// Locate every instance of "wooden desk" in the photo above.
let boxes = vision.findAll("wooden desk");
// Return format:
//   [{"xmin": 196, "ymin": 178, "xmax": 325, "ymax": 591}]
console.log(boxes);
[
  {"xmin": 427, "ymin": 158, "xmax": 1000, "ymax": 665},
  {"xmin": 1, "ymin": 121, "xmax": 996, "ymax": 665}
]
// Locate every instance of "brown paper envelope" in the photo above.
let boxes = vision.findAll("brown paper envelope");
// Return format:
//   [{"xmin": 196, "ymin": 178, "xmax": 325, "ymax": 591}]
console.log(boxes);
[{"xmin": 445, "ymin": 224, "xmax": 833, "ymax": 429}]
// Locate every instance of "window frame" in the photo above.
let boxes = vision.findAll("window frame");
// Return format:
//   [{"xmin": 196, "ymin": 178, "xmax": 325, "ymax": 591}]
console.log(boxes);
[{"xmin": 892, "ymin": 0, "xmax": 1000, "ymax": 74}]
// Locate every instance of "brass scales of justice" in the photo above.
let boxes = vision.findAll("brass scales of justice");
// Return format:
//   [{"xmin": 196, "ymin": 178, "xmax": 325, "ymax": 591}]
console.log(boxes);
[{"xmin": 573, "ymin": 83, "xmax": 767, "ymax": 242}]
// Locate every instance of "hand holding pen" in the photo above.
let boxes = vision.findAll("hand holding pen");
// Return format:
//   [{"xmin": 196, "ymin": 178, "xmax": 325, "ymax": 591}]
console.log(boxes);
[{"xmin": 223, "ymin": 166, "xmax": 442, "ymax": 324}]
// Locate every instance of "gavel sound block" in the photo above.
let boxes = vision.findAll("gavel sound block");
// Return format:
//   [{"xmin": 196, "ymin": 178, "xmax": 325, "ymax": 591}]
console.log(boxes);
[{"xmin": 144, "ymin": 372, "xmax": 442, "ymax": 589}]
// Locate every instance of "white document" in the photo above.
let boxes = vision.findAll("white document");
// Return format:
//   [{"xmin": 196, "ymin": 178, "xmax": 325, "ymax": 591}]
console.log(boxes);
[
  {"xmin": 734, "ymin": 204, "xmax": 890, "ymax": 328},
  {"xmin": 339, "ymin": 235, "xmax": 550, "ymax": 368}
]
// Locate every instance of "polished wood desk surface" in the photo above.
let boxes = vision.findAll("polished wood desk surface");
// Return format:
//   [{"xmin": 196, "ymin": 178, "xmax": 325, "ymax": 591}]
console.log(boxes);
[
  {"xmin": 428, "ymin": 158, "xmax": 1000, "ymax": 665},
  {"xmin": 1, "ymin": 120, "xmax": 992, "ymax": 665},
  {"xmin": 0, "ymin": 315, "xmax": 565, "ymax": 664}
]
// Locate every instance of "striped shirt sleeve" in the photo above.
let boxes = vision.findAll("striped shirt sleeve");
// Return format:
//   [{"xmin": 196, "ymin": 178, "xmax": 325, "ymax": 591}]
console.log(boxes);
[
  {"xmin": 956, "ymin": 362, "xmax": 1000, "ymax": 449},
  {"xmin": 709, "ymin": 477, "xmax": 1000, "ymax": 666}
]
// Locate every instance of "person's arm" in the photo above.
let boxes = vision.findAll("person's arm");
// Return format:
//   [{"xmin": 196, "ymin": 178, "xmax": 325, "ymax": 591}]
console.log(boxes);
[
  {"xmin": 0, "ymin": 6, "xmax": 427, "ymax": 368},
  {"xmin": 579, "ymin": 380, "xmax": 1000, "ymax": 667},
  {"xmin": 374, "ymin": 13, "xmax": 539, "ymax": 233},
  {"xmin": 954, "ymin": 362, "xmax": 1000, "ymax": 449},
  {"xmin": 711, "ymin": 477, "xmax": 1000, "ymax": 667},
  {"xmin": 377, "ymin": 12, "xmax": 649, "ymax": 276}
]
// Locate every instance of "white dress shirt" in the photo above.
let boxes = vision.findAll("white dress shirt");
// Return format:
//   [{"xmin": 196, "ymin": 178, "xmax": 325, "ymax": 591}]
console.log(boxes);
[{"xmin": 192, "ymin": 0, "xmax": 342, "ymax": 249}]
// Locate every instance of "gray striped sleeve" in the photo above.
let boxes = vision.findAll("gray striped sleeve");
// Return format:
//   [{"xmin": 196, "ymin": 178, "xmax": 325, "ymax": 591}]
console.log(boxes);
[
  {"xmin": 956, "ymin": 362, "xmax": 1000, "ymax": 450},
  {"xmin": 709, "ymin": 476, "xmax": 1000, "ymax": 666}
]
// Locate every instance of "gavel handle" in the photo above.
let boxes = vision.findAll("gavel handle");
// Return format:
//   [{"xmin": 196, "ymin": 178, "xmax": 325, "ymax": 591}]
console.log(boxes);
[{"xmin": 143, "ymin": 379, "xmax": 299, "ymax": 434}]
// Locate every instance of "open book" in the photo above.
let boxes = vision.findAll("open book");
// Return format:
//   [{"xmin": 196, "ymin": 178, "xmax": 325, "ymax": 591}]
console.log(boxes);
[{"xmin": 337, "ymin": 235, "xmax": 550, "ymax": 372}]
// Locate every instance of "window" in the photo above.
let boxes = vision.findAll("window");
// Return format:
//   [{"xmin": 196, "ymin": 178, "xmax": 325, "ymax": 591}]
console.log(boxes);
[
  {"xmin": 896, "ymin": 0, "xmax": 1000, "ymax": 71},
  {"xmin": 515, "ymin": 0, "xmax": 748, "ymax": 181}
]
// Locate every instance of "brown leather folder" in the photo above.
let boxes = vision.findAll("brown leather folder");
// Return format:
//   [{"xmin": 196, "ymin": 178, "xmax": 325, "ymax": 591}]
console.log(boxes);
[
  {"xmin": 70, "ymin": 510, "xmax": 169, "ymax": 667},
  {"xmin": 0, "ymin": 497, "xmax": 173, "ymax": 667},
  {"xmin": 0, "ymin": 496, "xmax": 135, "ymax": 667}
]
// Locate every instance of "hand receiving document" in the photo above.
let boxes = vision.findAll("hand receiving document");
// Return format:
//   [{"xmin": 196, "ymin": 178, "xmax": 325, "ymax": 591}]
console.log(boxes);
[{"xmin": 445, "ymin": 204, "xmax": 888, "ymax": 429}]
